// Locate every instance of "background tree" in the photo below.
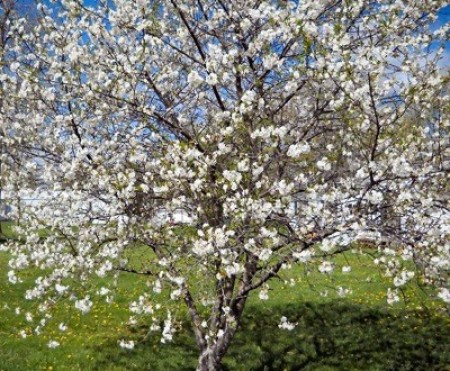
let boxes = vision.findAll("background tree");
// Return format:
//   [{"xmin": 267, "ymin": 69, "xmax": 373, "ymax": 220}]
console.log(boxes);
[{"xmin": 2, "ymin": 1, "xmax": 449, "ymax": 369}]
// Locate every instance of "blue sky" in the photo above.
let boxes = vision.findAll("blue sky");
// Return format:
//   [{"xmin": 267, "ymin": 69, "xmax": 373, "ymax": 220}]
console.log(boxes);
[
  {"xmin": 431, "ymin": 5, "xmax": 450, "ymax": 67},
  {"xmin": 435, "ymin": 4, "xmax": 450, "ymax": 28}
]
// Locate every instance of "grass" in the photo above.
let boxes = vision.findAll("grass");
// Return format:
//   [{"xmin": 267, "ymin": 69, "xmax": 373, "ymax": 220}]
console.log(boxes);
[{"xmin": 0, "ymin": 221, "xmax": 449, "ymax": 370}]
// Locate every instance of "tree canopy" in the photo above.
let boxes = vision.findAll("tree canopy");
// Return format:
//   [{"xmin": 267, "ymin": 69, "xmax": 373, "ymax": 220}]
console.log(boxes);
[{"xmin": 1, "ymin": 0, "xmax": 449, "ymax": 369}]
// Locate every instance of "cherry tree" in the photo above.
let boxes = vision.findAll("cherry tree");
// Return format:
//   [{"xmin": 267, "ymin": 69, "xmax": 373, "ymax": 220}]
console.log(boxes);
[{"xmin": 2, "ymin": 0, "xmax": 449, "ymax": 369}]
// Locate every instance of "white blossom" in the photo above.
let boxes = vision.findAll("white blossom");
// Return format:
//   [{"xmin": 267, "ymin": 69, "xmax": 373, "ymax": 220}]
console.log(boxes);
[
  {"xmin": 342, "ymin": 266, "xmax": 351, "ymax": 273},
  {"xmin": 206, "ymin": 73, "xmax": 218, "ymax": 85},
  {"xmin": 293, "ymin": 250, "xmax": 313, "ymax": 263},
  {"xmin": 286, "ymin": 143, "xmax": 310, "ymax": 157},
  {"xmin": 58, "ymin": 323, "xmax": 67, "ymax": 332},
  {"xmin": 161, "ymin": 312, "xmax": 174, "ymax": 343},
  {"xmin": 337, "ymin": 286, "xmax": 352, "ymax": 297},
  {"xmin": 75, "ymin": 296, "xmax": 93, "ymax": 314},
  {"xmin": 387, "ymin": 288, "xmax": 400, "ymax": 305},
  {"xmin": 393, "ymin": 271, "xmax": 415, "ymax": 287},
  {"xmin": 258, "ymin": 288, "xmax": 269, "ymax": 301},
  {"xmin": 47, "ymin": 340, "xmax": 60, "ymax": 349},
  {"xmin": 187, "ymin": 70, "xmax": 203, "ymax": 87},
  {"xmin": 119, "ymin": 340, "xmax": 135, "ymax": 350},
  {"xmin": 319, "ymin": 262, "xmax": 335, "ymax": 274},
  {"xmin": 278, "ymin": 316, "xmax": 297, "ymax": 331},
  {"xmin": 437, "ymin": 288, "xmax": 450, "ymax": 303}
]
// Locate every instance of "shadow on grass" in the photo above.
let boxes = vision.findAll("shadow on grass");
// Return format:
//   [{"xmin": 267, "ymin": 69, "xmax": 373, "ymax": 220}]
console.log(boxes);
[
  {"xmin": 92, "ymin": 301, "xmax": 450, "ymax": 371},
  {"xmin": 225, "ymin": 302, "xmax": 449, "ymax": 371}
]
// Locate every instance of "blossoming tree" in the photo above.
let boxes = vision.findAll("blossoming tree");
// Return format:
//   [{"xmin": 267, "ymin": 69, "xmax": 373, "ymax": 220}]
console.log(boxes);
[{"xmin": 2, "ymin": 0, "xmax": 449, "ymax": 369}]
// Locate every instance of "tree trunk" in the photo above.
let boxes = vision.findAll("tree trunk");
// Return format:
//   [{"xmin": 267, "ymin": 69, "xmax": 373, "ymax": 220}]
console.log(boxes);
[
  {"xmin": 195, "ymin": 263, "xmax": 252, "ymax": 370},
  {"xmin": 197, "ymin": 347, "xmax": 221, "ymax": 371}
]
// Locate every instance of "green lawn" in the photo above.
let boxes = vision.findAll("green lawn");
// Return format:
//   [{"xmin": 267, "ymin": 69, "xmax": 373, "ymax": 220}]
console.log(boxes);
[{"xmin": 0, "ymin": 222, "xmax": 449, "ymax": 370}]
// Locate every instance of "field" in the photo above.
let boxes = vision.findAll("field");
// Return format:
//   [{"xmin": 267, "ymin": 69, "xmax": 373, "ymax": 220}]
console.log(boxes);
[{"xmin": 0, "ymin": 222, "xmax": 449, "ymax": 370}]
